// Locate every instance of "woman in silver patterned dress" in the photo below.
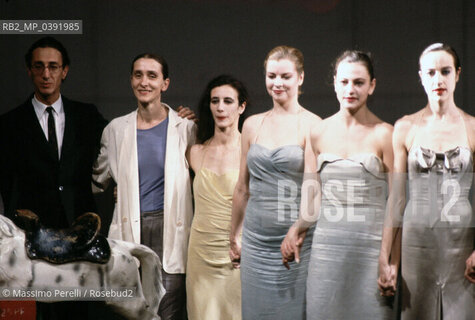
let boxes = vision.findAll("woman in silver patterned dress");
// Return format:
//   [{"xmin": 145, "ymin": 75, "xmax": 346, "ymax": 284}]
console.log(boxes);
[{"xmin": 379, "ymin": 43, "xmax": 475, "ymax": 319}]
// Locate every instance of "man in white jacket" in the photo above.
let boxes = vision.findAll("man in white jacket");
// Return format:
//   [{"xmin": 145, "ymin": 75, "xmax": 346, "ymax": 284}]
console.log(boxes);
[{"xmin": 93, "ymin": 53, "xmax": 196, "ymax": 319}]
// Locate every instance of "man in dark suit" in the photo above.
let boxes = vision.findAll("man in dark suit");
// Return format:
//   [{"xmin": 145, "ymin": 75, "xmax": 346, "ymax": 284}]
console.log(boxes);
[
  {"xmin": 0, "ymin": 36, "xmax": 107, "ymax": 229},
  {"xmin": 0, "ymin": 37, "xmax": 108, "ymax": 320}
]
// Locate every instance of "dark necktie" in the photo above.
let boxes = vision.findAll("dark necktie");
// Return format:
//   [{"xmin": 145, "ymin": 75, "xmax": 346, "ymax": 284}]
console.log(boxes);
[{"xmin": 46, "ymin": 106, "xmax": 59, "ymax": 159}]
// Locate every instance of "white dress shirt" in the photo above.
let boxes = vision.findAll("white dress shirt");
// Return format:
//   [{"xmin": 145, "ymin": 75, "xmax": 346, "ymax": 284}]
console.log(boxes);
[{"xmin": 32, "ymin": 95, "xmax": 65, "ymax": 158}]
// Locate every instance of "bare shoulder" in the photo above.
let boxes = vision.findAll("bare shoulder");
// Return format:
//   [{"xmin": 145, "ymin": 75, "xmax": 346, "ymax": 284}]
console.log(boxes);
[
  {"xmin": 394, "ymin": 110, "xmax": 422, "ymax": 135},
  {"xmin": 371, "ymin": 122, "xmax": 394, "ymax": 158},
  {"xmin": 301, "ymin": 108, "xmax": 322, "ymax": 122},
  {"xmin": 242, "ymin": 112, "xmax": 268, "ymax": 132},
  {"xmin": 366, "ymin": 109, "xmax": 393, "ymax": 133},
  {"xmin": 301, "ymin": 108, "xmax": 322, "ymax": 132},
  {"xmin": 189, "ymin": 143, "xmax": 205, "ymax": 156},
  {"xmin": 392, "ymin": 109, "xmax": 424, "ymax": 149},
  {"xmin": 374, "ymin": 121, "xmax": 394, "ymax": 141},
  {"xmin": 307, "ymin": 116, "xmax": 333, "ymax": 153},
  {"xmin": 460, "ymin": 108, "xmax": 475, "ymax": 125},
  {"xmin": 460, "ymin": 109, "xmax": 475, "ymax": 150},
  {"xmin": 188, "ymin": 143, "xmax": 206, "ymax": 171},
  {"xmin": 241, "ymin": 112, "xmax": 268, "ymax": 146},
  {"xmin": 312, "ymin": 113, "xmax": 338, "ymax": 137}
]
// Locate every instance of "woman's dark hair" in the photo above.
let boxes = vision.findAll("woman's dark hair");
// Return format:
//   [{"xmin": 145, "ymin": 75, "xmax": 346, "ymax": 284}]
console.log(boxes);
[
  {"xmin": 25, "ymin": 36, "xmax": 70, "ymax": 68},
  {"xmin": 130, "ymin": 53, "xmax": 169, "ymax": 79},
  {"xmin": 196, "ymin": 74, "xmax": 250, "ymax": 143},
  {"xmin": 419, "ymin": 43, "xmax": 461, "ymax": 70},
  {"xmin": 332, "ymin": 50, "xmax": 375, "ymax": 80}
]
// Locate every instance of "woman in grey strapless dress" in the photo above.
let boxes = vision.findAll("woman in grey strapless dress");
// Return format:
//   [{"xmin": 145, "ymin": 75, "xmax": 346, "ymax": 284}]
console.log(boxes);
[
  {"xmin": 229, "ymin": 46, "xmax": 321, "ymax": 320},
  {"xmin": 241, "ymin": 143, "xmax": 313, "ymax": 319},
  {"xmin": 385, "ymin": 43, "xmax": 475, "ymax": 319},
  {"xmin": 307, "ymin": 154, "xmax": 395, "ymax": 319},
  {"xmin": 281, "ymin": 51, "xmax": 396, "ymax": 319}
]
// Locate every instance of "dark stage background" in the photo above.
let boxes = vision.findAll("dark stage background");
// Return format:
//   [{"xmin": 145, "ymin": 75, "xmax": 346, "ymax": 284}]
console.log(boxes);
[
  {"xmin": 0, "ymin": 0, "xmax": 474, "ymax": 227},
  {"xmin": 1, "ymin": 0, "xmax": 474, "ymax": 122}
]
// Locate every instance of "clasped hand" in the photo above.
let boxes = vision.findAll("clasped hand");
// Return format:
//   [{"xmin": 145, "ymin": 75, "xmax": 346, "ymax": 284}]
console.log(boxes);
[{"xmin": 280, "ymin": 225, "xmax": 307, "ymax": 270}]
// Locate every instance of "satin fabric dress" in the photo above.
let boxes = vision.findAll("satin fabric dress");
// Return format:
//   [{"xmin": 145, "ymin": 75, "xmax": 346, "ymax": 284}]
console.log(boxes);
[
  {"xmin": 307, "ymin": 154, "xmax": 395, "ymax": 320},
  {"xmin": 186, "ymin": 168, "xmax": 241, "ymax": 320},
  {"xmin": 401, "ymin": 146, "xmax": 474, "ymax": 319},
  {"xmin": 241, "ymin": 144, "xmax": 313, "ymax": 320}
]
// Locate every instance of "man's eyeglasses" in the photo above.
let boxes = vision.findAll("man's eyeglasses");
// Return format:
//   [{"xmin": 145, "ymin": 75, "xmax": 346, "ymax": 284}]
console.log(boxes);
[{"xmin": 30, "ymin": 63, "xmax": 63, "ymax": 74}]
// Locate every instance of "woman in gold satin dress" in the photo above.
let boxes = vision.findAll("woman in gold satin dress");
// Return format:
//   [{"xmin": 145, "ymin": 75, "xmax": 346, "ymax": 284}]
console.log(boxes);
[{"xmin": 186, "ymin": 75, "xmax": 249, "ymax": 320}]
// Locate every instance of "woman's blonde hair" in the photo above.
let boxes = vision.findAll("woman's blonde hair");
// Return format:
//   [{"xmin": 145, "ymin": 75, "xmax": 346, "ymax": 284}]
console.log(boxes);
[{"xmin": 264, "ymin": 45, "xmax": 304, "ymax": 75}]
